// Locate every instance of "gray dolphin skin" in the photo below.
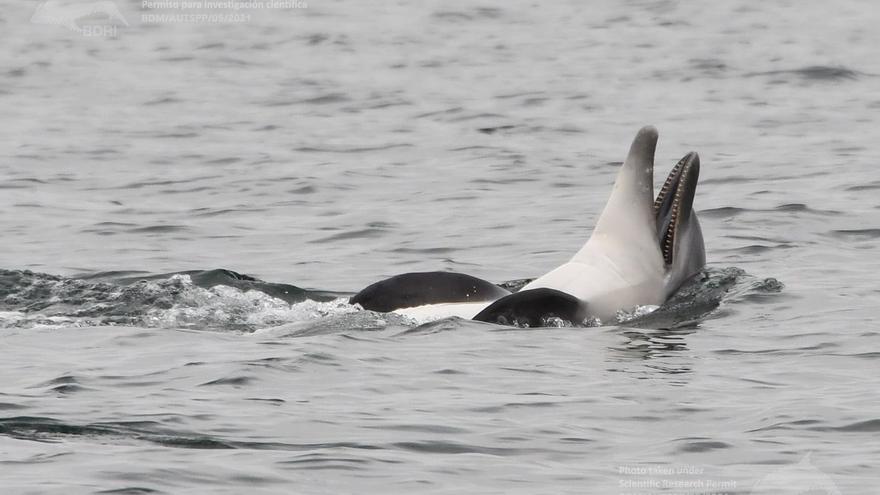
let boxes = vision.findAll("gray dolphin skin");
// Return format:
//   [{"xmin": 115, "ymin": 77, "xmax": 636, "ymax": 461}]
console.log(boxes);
[{"xmin": 350, "ymin": 126, "xmax": 706, "ymax": 326}]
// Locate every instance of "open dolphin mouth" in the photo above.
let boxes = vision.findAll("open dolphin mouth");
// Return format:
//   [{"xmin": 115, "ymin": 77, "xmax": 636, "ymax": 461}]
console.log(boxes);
[{"xmin": 654, "ymin": 152, "xmax": 700, "ymax": 266}]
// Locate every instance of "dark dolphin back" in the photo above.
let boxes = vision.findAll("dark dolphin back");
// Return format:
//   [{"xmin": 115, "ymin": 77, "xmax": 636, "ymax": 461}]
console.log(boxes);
[
  {"xmin": 473, "ymin": 288, "xmax": 588, "ymax": 327},
  {"xmin": 350, "ymin": 272, "xmax": 511, "ymax": 312}
]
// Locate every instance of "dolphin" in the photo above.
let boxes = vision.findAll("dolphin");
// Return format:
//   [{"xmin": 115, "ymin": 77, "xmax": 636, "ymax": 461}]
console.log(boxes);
[{"xmin": 350, "ymin": 126, "xmax": 705, "ymax": 326}]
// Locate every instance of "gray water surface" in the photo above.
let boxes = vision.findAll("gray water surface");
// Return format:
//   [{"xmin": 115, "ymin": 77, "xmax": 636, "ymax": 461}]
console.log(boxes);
[{"xmin": 1, "ymin": 0, "xmax": 879, "ymax": 493}]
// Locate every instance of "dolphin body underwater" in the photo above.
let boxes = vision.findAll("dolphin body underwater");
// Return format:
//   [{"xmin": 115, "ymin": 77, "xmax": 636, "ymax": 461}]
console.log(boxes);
[{"xmin": 350, "ymin": 126, "xmax": 705, "ymax": 326}]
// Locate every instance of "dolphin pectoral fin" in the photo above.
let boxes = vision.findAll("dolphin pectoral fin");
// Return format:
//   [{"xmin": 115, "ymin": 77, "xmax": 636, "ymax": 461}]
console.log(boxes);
[
  {"xmin": 472, "ymin": 288, "xmax": 588, "ymax": 327},
  {"xmin": 350, "ymin": 272, "xmax": 511, "ymax": 312}
]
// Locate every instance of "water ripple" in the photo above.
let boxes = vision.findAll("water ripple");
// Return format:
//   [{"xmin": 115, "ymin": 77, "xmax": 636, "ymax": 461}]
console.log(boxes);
[{"xmin": 746, "ymin": 65, "xmax": 864, "ymax": 81}]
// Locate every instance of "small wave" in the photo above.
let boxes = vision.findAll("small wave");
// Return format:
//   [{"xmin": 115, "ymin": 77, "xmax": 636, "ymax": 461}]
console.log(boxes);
[
  {"xmin": 697, "ymin": 176, "xmax": 754, "ymax": 186},
  {"xmin": 830, "ymin": 228, "xmax": 880, "ymax": 239},
  {"xmin": 413, "ymin": 106, "xmax": 463, "ymax": 119},
  {"xmin": 729, "ymin": 244, "xmax": 787, "ymax": 255},
  {"xmin": 264, "ymin": 97, "xmax": 333, "ymax": 107},
  {"xmin": 198, "ymin": 376, "xmax": 254, "ymax": 387},
  {"xmin": 311, "ymin": 228, "xmax": 388, "ymax": 243},
  {"xmin": 289, "ymin": 185, "xmax": 316, "ymax": 194},
  {"xmin": 699, "ymin": 203, "xmax": 840, "ymax": 219},
  {"xmin": 144, "ymin": 96, "xmax": 181, "ymax": 106},
  {"xmin": 470, "ymin": 177, "xmax": 534, "ymax": 185},
  {"xmin": 846, "ymin": 180, "xmax": 880, "ymax": 191},
  {"xmin": 279, "ymin": 453, "xmax": 370, "ymax": 471},
  {"xmin": 254, "ymin": 311, "xmax": 406, "ymax": 339},
  {"xmin": 632, "ymin": 268, "xmax": 781, "ymax": 332},
  {"xmin": 774, "ymin": 203, "xmax": 842, "ymax": 216},
  {"xmin": 448, "ymin": 112, "xmax": 508, "ymax": 123},
  {"xmin": 396, "ymin": 317, "xmax": 474, "ymax": 336},
  {"xmin": 158, "ymin": 56, "xmax": 195, "ymax": 63},
  {"xmin": 675, "ymin": 439, "xmax": 732, "ymax": 453},
  {"xmin": 746, "ymin": 65, "xmax": 863, "ymax": 82},
  {"xmin": 203, "ymin": 157, "xmax": 241, "ymax": 165},
  {"xmin": 699, "ymin": 206, "xmax": 747, "ymax": 218},
  {"xmin": 153, "ymin": 132, "xmax": 199, "ymax": 139},
  {"xmin": 190, "ymin": 207, "xmax": 269, "ymax": 218},
  {"xmin": 392, "ymin": 440, "xmax": 534, "ymax": 456},
  {"xmin": 95, "ymin": 487, "xmax": 162, "ymax": 494},
  {"xmin": 296, "ymin": 93, "xmax": 351, "ymax": 106},
  {"xmin": 0, "ymin": 415, "xmax": 399, "ymax": 453},
  {"xmin": 477, "ymin": 125, "xmax": 516, "ymax": 134},
  {"xmin": 293, "ymin": 143, "xmax": 412, "ymax": 153},
  {"xmin": 127, "ymin": 225, "xmax": 190, "ymax": 234},
  {"xmin": 689, "ymin": 57, "xmax": 728, "ymax": 73},
  {"xmin": 750, "ymin": 418, "xmax": 880, "ymax": 433},
  {"xmin": 431, "ymin": 6, "xmax": 504, "ymax": 22},
  {"xmin": 388, "ymin": 247, "xmax": 455, "ymax": 254},
  {"xmin": 811, "ymin": 419, "xmax": 880, "ymax": 432}
]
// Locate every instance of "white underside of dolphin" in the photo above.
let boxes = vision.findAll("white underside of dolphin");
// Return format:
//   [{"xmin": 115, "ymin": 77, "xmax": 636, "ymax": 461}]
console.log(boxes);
[
  {"xmin": 393, "ymin": 301, "xmax": 496, "ymax": 321},
  {"xmin": 383, "ymin": 126, "xmax": 703, "ymax": 325}
]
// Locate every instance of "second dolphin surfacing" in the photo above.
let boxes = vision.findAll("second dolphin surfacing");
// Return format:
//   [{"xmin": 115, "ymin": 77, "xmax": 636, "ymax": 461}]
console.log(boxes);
[{"xmin": 350, "ymin": 126, "xmax": 705, "ymax": 326}]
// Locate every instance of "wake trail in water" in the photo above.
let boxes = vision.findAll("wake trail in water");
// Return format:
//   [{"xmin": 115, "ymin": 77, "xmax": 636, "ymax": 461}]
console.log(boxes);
[{"xmin": 0, "ymin": 267, "xmax": 782, "ymax": 332}]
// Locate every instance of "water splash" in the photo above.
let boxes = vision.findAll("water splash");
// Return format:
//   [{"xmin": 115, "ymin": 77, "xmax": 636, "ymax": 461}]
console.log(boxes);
[
  {"xmin": 0, "ymin": 269, "xmax": 353, "ymax": 331},
  {"xmin": 0, "ymin": 267, "xmax": 782, "ymax": 331}
]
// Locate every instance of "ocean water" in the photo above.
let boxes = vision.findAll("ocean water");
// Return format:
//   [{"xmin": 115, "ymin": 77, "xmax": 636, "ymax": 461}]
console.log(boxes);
[{"xmin": 1, "ymin": 0, "xmax": 879, "ymax": 493}]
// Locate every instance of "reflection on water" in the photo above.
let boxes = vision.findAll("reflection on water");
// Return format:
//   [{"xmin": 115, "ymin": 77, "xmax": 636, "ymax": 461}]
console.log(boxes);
[{"xmin": 606, "ymin": 328, "xmax": 696, "ymax": 382}]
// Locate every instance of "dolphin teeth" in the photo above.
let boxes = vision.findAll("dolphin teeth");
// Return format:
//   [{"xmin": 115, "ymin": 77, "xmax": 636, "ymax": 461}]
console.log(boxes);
[
  {"xmin": 660, "ymin": 156, "xmax": 694, "ymax": 266},
  {"xmin": 653, "ymin": 154, "xmax": 688, "ymax": 214}
]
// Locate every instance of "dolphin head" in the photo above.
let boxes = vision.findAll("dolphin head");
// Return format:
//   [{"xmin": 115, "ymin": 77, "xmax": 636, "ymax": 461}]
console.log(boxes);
[{"xmin": 654, "ymin": 151, "xmax": 706, "ymax": 294}]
